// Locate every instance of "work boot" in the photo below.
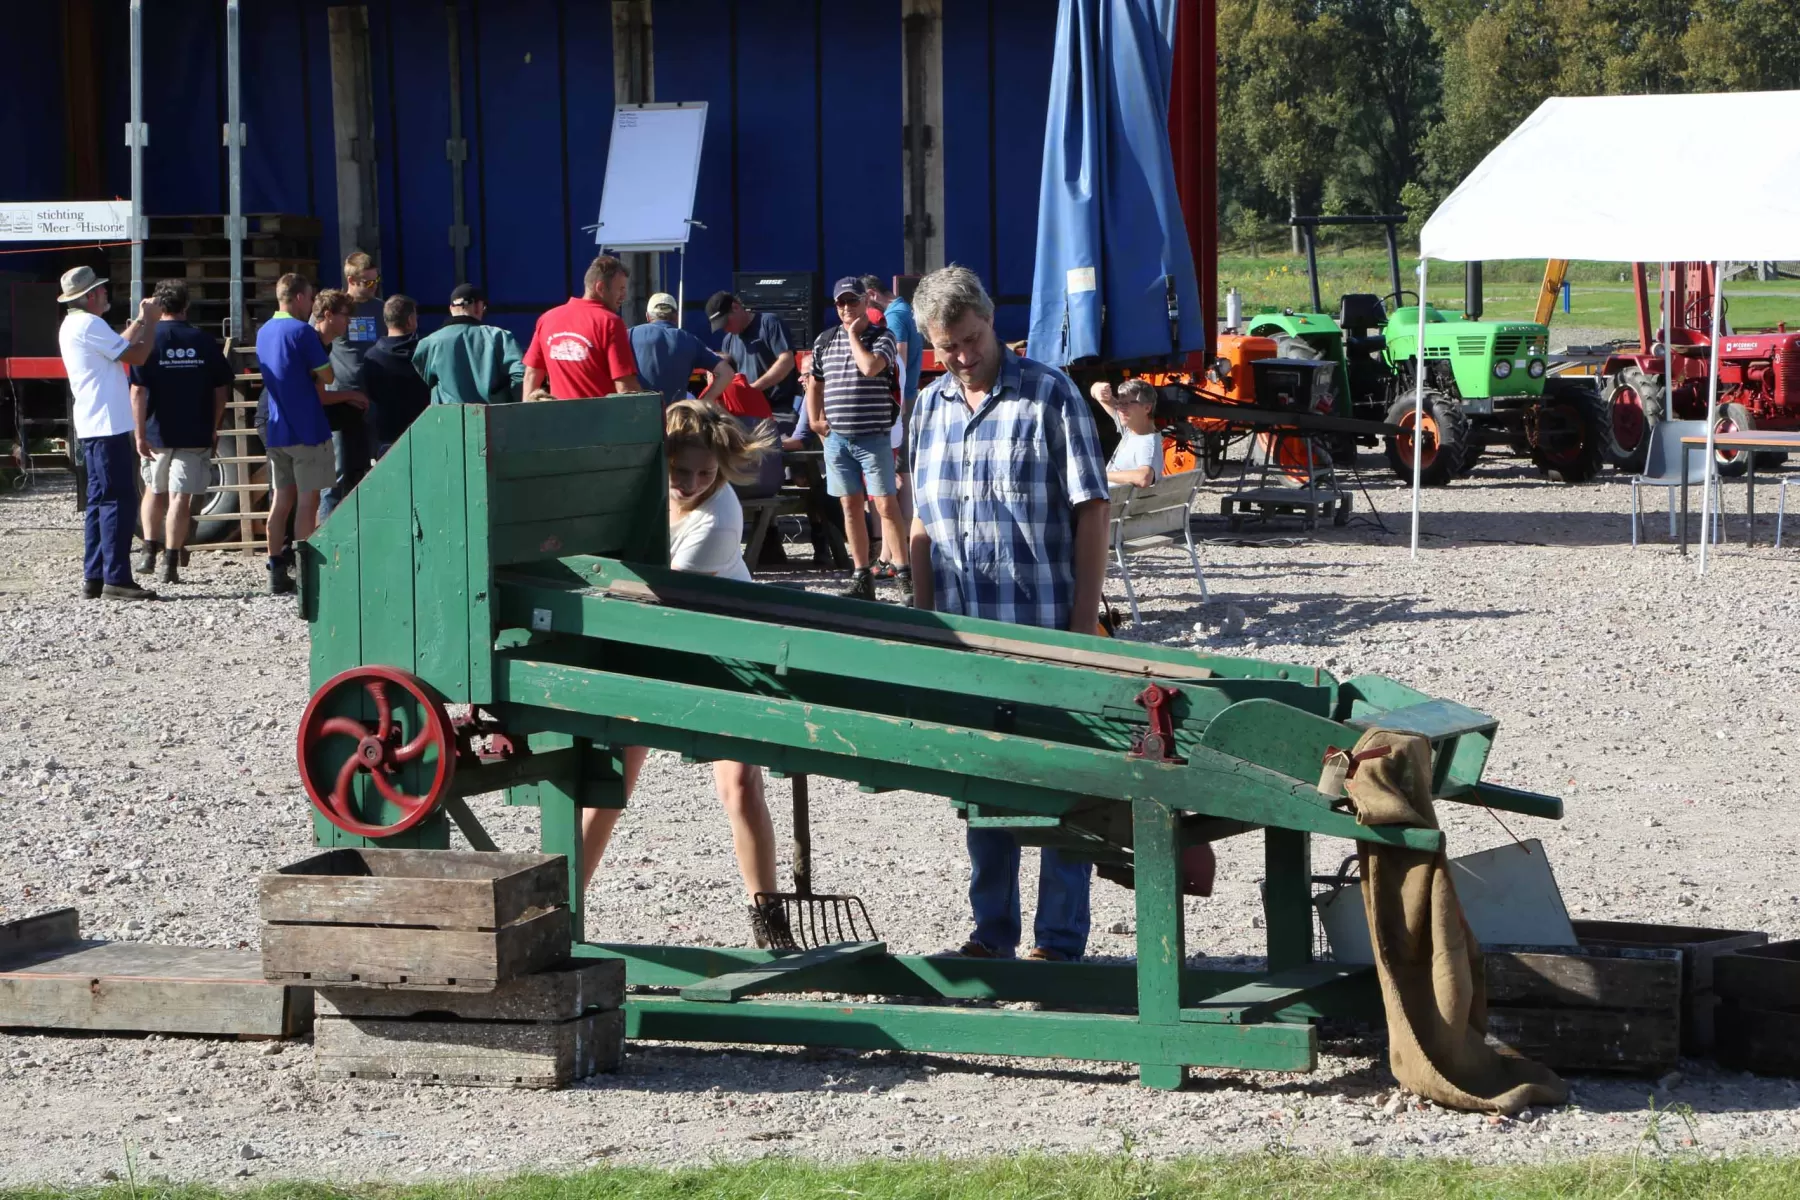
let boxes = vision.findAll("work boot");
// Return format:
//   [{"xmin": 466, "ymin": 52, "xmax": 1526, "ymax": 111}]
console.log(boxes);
[
  {"xmin": 82, "ymin": 579, "xmax": 103, "ymax": 601},
  {"xmin": 747, "ymin": 901, "xmax": 797, "ymax": 952},
  {"xmin": 136, "ymin": 541, "xmax": 161, "ymax": 575},
  {"xmin": 838, "ymin": 567, "xmax": 875, "ymax": 602},
  {"xmin": 160, "ymin": 555, "xmax": 181, "ymax": 585},
  {"xmin": 102, "ymin": 582, "xmax": 159, "ymax": 602},
  {"xmin": 895, "ymin": 566, "xmax": 914, "ymax": 604},
  {"xmin": 267, "ymin": 557, "xmax": 296, "ymax": 596}
]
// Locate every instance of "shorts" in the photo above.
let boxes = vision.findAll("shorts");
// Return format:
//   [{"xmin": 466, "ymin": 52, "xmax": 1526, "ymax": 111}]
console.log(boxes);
[
  {"xmin": 140, "ymin": 447, "xmax": 211, "ymax": 496},
  {"xmin": 267, "ymin": 440, "xmax": 335, "ymax": 493},
  {"xmin": 823, "ymin": 429, "xmax": 896, "ymax": 499}
]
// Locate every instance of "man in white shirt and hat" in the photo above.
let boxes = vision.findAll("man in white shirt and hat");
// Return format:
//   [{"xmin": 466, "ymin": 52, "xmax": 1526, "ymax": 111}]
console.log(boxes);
[{"xmin": 56, "ymin": 266, "xmax": 163, "ymax": 600}]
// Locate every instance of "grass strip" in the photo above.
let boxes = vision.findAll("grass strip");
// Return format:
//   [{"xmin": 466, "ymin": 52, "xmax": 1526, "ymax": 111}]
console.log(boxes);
[{"xmin": 9, "ymin": 1153, "xmax": 1800, "ymax": 1200}]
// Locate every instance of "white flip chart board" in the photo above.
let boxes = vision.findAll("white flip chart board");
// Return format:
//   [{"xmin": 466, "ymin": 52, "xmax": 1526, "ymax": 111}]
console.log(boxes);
[{"xmin": 594, "ymin": 102, "xmax": 708, "ymax": 250}]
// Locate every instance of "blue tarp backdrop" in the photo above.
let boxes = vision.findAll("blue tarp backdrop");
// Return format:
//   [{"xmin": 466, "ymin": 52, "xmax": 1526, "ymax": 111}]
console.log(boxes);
[
  {"xmin": 1026, "ymin": 0, "xmax": 1205, "ymax": 367},
  {"xmin": 3, "ymin": 0, "xmax": 1060, "ymax": 344}
]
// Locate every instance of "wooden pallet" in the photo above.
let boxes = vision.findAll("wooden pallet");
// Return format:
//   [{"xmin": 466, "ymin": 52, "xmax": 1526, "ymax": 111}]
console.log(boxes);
[
  {"xmin": 0, "ymin": 909, "xmax": 311, "ymax": 1038},
  {"xmin": 1715, "ymin": 941, "xmax": 1800, "ymax": 1076},
  {"xmin": 1483, "ymin": 942, "xmax": 1683, "ymax": 1075}
]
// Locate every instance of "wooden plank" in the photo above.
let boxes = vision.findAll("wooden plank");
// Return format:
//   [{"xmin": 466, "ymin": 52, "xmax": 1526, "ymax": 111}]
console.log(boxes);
[
  {"xmin": 589, "ymin": 576, "xmax": 1216, "ymax": 681},
  {"xmin": 1181, "ymin": 966, "xmax": 1366, "ymax": 1025},
  {"xmin": 1344, "ymin": 698, "xmax": 1498, "ymax": 742},
  {"xmin": 681, "ymin": 941, "xmax": 886, "ymax": 1003},
  {"xmin": 316, "ymin": 958, "xmax": 623, "ymax": 1020},
  {"xmin": 356, "ymin": 432, "xmax": 417, "ymax": 674},
  {"xmin": 465, "ymin": 406, "xmax": 495, "ymax": 706},
  {"xmin": 486, "ymin": 393, "xmax": 663, "ymax": 455},
  {"xmin": 262, "ymin": 907, "xmax": 570, "ymax": 990},
  {"xmin": 1484, "ymin": 945, "xmax": 1682, "ymax": 1011},
  {"xmin": 1485, "ymin": 1006, "xmax": 1678, "ymax": 1075},
  {"xmin": 410, "ymin": 402, "xmax": 472, "ymax": 701},
  {"xmin": 488, "ymin": 441, "xmax": 659, "ymax": 482},
  {"xmin": 0, "ymin": 941, "xmax": 311, "ymax": 1037},
  {"xmin": 0, "ymin": 909, "xmax": 78, "ymax": 962},
  {"xmin": 491, "ymin": 511, "xmax": 639, "ymax": 567},
  {"xmin": 315, "ymin": 1008, "xmax": 621, "ymax": 1088},
  {"xmin": 489, "ymin": 473, "xmax": 647, "ymax": 526},
  {"xmin": 260, "ymin": 848, "xmax": 567, "ymax": 929}
]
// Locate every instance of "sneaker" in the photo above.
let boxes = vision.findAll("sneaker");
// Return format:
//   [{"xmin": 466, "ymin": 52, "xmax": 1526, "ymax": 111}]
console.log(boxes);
[
  {"xmin": 747, "ymin": 901, "xmax": 797, "ymax": 951},
  {"xmin": 895, "ymin": 566, "xmax": 914, "ymax": 604},
  {"xmin": 160, "ymin": 557, "xmax": 181, "ymax": 585},
  {"xmin": 136, "ymin": 541, "xmax": 162, "ymax": 575},
  {"xmin": 1026, "ymin": 946, "xmax": 1078, "ymax": 963},
  {"xmin": 935, "ymin": 939, "xmax": 1013, "ymax": 960},
  {"xmin": 838, "ymin": 568, "xmax": 875, "ymax": 602},
  {"xmin": 82, "ymin": 579, "xmax": 103, "ymax": 600},
  {"xmin": 101, "ymin": 582, "xmax": 159, "ymax": 602},
  {"xmin": 870, "ymin": 558, "xmax": 897, "ymax": 580}
]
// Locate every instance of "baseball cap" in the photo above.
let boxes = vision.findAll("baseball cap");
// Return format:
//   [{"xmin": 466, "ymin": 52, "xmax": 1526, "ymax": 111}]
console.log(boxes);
[
  {"xmin": 449, "ymin": 283, "xmax": 485, "ymax": 307},
  {"xmin": 705, "ymin": 290, "xmax": 737, "ymax": 331},
  {"xmin": 647, "ymin": 292, "xmax": 678, "ymax": 318},
  {"xmin": 831, "ymin": 276, "xmax": 864, "ymax": 302},
  {"xmin": 56, "ymin": 266, "xmax": 108, "ymax": 303}
]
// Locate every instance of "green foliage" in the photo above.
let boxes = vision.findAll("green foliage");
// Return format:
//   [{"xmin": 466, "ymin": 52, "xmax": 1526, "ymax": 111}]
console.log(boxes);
[{"xmin": 1222, "ymin": 0, "xmax": 1800, "ymax": 247}]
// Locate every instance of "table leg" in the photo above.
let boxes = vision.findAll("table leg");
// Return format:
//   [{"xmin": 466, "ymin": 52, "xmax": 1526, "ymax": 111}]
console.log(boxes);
[
  {"xmin": 1680, "ymin": 446, "xmax": 1690, "ymax": 555},
  {"xmin": 1748, "ymin": 455, "xmax": 1757, "ymax": 547}
]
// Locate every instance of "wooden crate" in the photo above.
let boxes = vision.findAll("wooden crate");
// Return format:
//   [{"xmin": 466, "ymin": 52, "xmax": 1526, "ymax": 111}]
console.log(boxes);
[
  {"xmin": 314, "ymin": 959, "xmax": 624, "ymax": 1088},
  {"xmin": 1573, "ymin": 919, "xmax": 1766, "ymax": 1055},
  {"xmin": 1715, "ymin": 940, "xmax": 1800, "ymax": 1076},
  {"xmin": 316, "ymin": 1009, "xmax": 621, "ymax": 1088},
  {"xmin": 0, "ymin": 909, "xmax": 311, "ymax": 1038},
  {"xmin": 261, "ymin": 848, "xmax": 570, "ymax": 991},
  {"xmin": 1483, "ymin": 942, "xmax": 1683, "ymax": 1075}
]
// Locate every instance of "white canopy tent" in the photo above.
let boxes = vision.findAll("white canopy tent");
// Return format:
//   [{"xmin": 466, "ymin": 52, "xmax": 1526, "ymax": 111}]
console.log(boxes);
[{"xmin": 1413, "ymin": 90, "xmax": 1800, "ymax": 572}]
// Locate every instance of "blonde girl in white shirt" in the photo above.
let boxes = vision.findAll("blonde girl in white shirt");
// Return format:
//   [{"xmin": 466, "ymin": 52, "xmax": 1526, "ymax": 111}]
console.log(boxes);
[{"xmin": 579, "ymin": 401, "xmax": 794, "ymax": 947}]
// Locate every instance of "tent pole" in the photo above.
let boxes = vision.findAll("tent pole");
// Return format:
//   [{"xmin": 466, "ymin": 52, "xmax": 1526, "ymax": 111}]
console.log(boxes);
[
  {"xmin": 1410, "ymin": 261, "xmax": 1426, "ymax": 558},
  {"xmin": 128, "ymin": 0, "xmax": 144, "ymax": 308},
  {"xmin": 1697, "ymin": 260, "xmax": 1726, "ymax": 576},
  {"xmin": 1661, "ymin": 263, "xmax": 1673, "ymax": 434}
]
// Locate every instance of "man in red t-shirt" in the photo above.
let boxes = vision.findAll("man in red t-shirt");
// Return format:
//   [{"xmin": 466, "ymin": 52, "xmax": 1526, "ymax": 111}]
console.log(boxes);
[{"xmin": 523, "ymin": 255, "xmax": 643, "ymax": 400}]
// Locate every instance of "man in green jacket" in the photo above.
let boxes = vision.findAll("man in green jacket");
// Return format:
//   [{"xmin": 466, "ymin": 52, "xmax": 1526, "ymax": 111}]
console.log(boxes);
[{"xmin": 412, "ymin": 284, "xmax": 525, "ymax": 405}]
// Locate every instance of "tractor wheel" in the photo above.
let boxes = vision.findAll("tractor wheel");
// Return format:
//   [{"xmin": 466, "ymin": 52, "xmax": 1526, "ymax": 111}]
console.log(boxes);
[
  {"xmin": 1384, "ymin": 391, "xmax": 1468, "ymax": 488},
  {"xmin": 1601, "ymin": 366, "xmax": 1666, "ymax": 472},
  {"xmin": 1528, "ymin": 378, "xmax": 1608, "ymax": 483},
  {"xmin": 1754, "ymin": 451, "xmax": 1789, "ymax": 469},
  {"xmin": 1272, "ymin": 335, "xmax": 1322, "ymax": 361},
  {"xmin": 1714, "ymin": 401, "xmax": 1754, "ymax": 478}
]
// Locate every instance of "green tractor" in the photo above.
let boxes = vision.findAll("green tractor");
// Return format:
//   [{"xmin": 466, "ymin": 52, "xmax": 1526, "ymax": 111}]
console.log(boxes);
[{"xmin": 1243, "ymin": 216, "xmax": 1608, "ymax": 486}]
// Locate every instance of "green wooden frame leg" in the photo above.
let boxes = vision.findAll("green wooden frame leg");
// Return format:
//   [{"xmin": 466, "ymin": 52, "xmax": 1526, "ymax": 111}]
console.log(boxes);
[
  {"xmin": 1264, "ymin": 827, "xmax": 1313, "ymax": 972},
  {"xmin": 1132, "ymin": 798, "xmax": 1187, "ymax": 1090}
]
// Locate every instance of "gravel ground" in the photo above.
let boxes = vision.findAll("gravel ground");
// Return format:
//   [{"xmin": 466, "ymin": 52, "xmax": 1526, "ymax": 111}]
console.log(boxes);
[{"xmin": 2, "ymin": 453, "xmax": 1799, "ymax": 1184}]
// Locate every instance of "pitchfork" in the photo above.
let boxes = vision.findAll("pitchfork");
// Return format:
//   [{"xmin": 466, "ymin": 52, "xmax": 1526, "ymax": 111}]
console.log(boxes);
[{"xmin": 753, "ymin": 775, "xmax": 878, "ymax": 951}]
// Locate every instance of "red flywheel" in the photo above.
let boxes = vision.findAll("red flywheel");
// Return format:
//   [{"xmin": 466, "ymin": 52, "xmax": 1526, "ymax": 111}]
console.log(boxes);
[{"xmin": 296, "ymin": 665, "xmax": 457, "ymax": 838}]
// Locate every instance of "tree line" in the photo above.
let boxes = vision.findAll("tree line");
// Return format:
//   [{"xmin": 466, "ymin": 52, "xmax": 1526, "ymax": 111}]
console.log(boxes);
[{"xmin": 1218, "ymin": 0, "xmax": 1800, "ymax": 249}]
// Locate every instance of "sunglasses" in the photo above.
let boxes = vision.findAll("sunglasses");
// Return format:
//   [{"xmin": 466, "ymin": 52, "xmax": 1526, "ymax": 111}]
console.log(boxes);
[
  {"xmin": 352, "ymin": 273, "xmax": 381, "ymax": 286},
  {"xmin": 835, "ymin": 295, "xmax": 864, "ymax": 306}
]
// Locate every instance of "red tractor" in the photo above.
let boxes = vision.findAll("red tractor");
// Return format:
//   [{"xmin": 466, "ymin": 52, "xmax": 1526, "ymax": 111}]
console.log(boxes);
[{"xmin": 1602, "ymin": 262, "xmax": 1800, "ymax": 474}]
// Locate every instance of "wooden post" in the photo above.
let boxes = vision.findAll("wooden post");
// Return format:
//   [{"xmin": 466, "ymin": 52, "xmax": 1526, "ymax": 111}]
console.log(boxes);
[
  {"xmin": 327, "ymin": 6, "xmax": 380, "ymax": 266},
  {"xmin": 901, "ymin": 0, "xmax": 944, "ymax": 274},
  {"xmin": 1263, "ymin": 828, "xmax": 1313, "ymax": 972},
  {"xmin": 1132, "ymin": 798, "xmax": 1186, "ymax": 1090}
]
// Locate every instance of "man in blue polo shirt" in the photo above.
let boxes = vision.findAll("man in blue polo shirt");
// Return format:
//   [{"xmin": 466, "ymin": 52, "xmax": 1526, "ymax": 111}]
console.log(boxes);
[
  {"xmin": 256, "ymin": 274, "xmax": 359, "ymax": 595},
  {"xmin": 628, "ymin": 292, "xmax": 734, "ymax": 407},
  {"xmin": 130, "ymin": 279, "xmax": 232, "ymax": 585}
]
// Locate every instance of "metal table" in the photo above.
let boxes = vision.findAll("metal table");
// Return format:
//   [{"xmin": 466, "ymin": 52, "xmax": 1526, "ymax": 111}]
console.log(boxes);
[{"xmin": 1678, "ymin": 431, "xmax": 1800, "ymax": 554}]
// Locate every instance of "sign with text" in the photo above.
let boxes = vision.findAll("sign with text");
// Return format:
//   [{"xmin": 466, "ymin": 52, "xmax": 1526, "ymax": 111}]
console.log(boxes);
[{"xmin": 0, "ymin": 201, "xmax": 132, "ymax": 242}]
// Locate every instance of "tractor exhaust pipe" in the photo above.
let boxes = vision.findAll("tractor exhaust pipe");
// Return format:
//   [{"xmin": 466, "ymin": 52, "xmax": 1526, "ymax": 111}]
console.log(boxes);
[{"xmin": 1465, "ymin": 262, "xmax": 1483, "ymax": 320}]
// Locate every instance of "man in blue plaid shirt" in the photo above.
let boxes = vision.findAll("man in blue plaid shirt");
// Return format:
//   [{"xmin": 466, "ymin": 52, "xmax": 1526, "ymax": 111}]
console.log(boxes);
[{"xmin": 908, "ymin": 264, "xmax": 1110, "ymax": 962}]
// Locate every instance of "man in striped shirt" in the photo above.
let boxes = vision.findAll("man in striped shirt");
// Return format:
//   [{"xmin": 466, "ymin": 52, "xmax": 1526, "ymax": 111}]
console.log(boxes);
[
  {"xmin": 806, "ymin": 277, "xmax": 907, "ymax": 601},
  {"xmin": 907, "ymin": 264, "xmax": 1110, "ymax": 963}
]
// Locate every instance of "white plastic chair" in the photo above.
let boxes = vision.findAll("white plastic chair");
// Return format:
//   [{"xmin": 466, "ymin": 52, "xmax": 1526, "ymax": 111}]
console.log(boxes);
[
  {"xmin": 1108, "ymin": 473, "xmax": 1207, "ymax": 623},
  {"xmin": 1630, "ymin": 420, "xmax": 1724, "ymax": 547}
]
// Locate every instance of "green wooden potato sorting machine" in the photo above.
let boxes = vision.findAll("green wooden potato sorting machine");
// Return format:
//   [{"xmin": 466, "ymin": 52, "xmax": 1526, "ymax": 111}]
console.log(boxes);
[{"xmin": 295, "ymin": 394, "xmax": 1561, "ymax": 1087}]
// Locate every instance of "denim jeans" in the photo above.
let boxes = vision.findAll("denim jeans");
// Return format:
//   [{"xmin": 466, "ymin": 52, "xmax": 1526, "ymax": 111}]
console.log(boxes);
[
  {"xmin": 318, "ymin": 411, "xmax": 370, "ymax": 522},
  {"xmin": 965, "ymin": 826, "xmax": 1093, "ymax": 959},
  {"xmin": 80, "ymin": 432, "xmax": 136, "ymax": 586}
]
